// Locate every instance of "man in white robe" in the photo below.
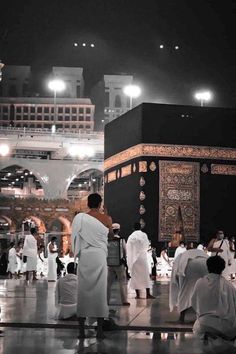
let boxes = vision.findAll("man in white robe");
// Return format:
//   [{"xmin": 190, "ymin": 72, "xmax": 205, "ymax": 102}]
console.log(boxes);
[
  {"xmin": 207, "ymin": 230, "xmax": 233, "ymax": 279},
  {"xmin": 126, "ymin": 222, "xmax": 155, "ymax": 299},
  {"xmin": 22, "ymin": 224, "xmax": 38, "ymax": 281},
  {"xmin": 7, "ymin": 242, "xmax": 17, "ymax": 278},
  {"xmin": 55, "ymin": 262, "xmax": 77, "ymax": 320},
  {"xmin": 72, "ymin": 193, "xmax": 111, "ymax": 339},
  {"xmin": 170, "ymin": 248, "xmax": 208, "ymax": 322},
  {"xmin": 173, "ymin": 241, "xmax": 187, "ymax": 260},
  {"xmin": 191, "ymin": 255, "xmax": 236, "ymax": 341}
]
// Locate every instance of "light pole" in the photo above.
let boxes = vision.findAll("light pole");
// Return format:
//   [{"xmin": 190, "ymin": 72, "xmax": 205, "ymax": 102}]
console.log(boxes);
[
  {"xmin": 194, "ymin": 91, "xmax": 212, "ymax": 107},
  {"xmin": 48, "ymin": 79, "xmax": 66, "ymax": 132},
  {"xmin": 123, "ymin": 84, "xmax": 141, "ymax": 110}
]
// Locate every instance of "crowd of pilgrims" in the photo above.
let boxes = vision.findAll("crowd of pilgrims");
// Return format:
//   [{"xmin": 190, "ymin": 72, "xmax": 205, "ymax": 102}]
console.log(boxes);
[{"xmin": 0, "ymin": 193, "xmax": 236, "ymax": 342}]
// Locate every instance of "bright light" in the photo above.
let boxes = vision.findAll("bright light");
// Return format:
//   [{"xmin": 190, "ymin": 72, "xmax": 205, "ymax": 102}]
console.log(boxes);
[
  {"xmin": 82, "ymin": 43, "xmax": 86, "ymax": 47},
  {"xmin": 194, "ymin": 90, "xmax": 212, "ymax": 106},
  {"xmin": 90, "ymin": 43, "xmax": 95, "ymax": 47},
  {"xmin": 160, "ymin": 44, "xmax": 164, "ymax": 49},
  {"xmin": 0, "ymin": 144, "xmax": 10, "ymax": 157},
  {"xmin": 51, "ymin": 124, "xmax": 56, "ymax": 134},
  {"xmin": 48, "ymin": 79, "xmax": 66, "ymax": 93},
  {"xmin": 68, "ymin": 145, "xmax": 95, "ymax": 159},
  {"xmin": 175, "ymin": 45, "xmax": 179, "ymax": 50},
  {"xmin": 74, "ymin": 42, "xmax": 78, "ymax": 47},
  {"xmin": 123, "ymin": 85, "xmax": 141, "ymax": 99}
]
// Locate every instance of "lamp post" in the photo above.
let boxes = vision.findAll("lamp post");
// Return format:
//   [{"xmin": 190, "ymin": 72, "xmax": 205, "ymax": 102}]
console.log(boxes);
[
  {"xmin": 48, "ymin": 79, "xmax": 66, "ymax": 132},
  {"xmin": 194, "ymin": 91, "xmax": 212, "ymax": 107},
  {"xmin": 123, "ymin": 84, "xmax": 141, "ymax": 110}
]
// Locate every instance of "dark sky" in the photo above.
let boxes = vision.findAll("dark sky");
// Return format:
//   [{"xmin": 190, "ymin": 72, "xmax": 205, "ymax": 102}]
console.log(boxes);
[{"xmin": 0, "ymin": 0, "xmax": 236, "ymax": 106}]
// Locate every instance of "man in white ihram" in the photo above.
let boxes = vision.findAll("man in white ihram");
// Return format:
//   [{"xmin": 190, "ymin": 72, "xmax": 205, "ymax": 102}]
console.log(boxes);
[
  {"xmin": 55, "ymin": 262, "xmax": 77, "ymax": 320},
  {"xmin": 126, "ymin": 222, "xmax": 155, "ymax": 299},
  {"xmin": 173, "ymin": 241, "xmax": 187, "ymax": 260},
  {"xmin": 207, "ymin": 230, "xmax": 233, "ymax": 279},
  {"xmin": 170, "ymin": 247, "xmax": 208, "ymax": 323},
  {"xmin": 191, "ymin": 255, "xmax": 236, "ymax": 342}
]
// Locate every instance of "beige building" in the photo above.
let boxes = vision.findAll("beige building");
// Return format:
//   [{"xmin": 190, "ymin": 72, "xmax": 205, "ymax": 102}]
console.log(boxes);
[
  {"xmin": 52, "ymin": 66, "xmax": 84, "ymax": 98},
  {"xmin": 0, "ymin": 97, "xmax": 94, "ymax": 133},
  {"xmin": 1, "ymin": 65, "xmax": 31, "ymax": 97}
]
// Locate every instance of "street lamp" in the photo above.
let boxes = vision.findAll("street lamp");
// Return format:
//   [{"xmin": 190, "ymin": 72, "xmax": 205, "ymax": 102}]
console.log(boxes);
[
  {"xmin": 48, "ymin": 79, "xmax": 66, "ymax": 132},
  {"xmin": 194, "ymin": 90, "xmax": 212, "ymax": 107},
  {"xmin": 123, "ymin": 84, "xmax": 141, "ymax": 109},
  {"xmin": 0, "ymin": 143, "xmax": 10, "ymax": 157}
]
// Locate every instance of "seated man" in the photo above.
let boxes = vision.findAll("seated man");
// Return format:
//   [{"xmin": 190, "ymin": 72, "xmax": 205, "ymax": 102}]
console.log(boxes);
[
  {"xmin": 170, "ymin": 248, "xmax": 208, "ymax": 323},
  {"xmin": 55, "ymin": 262, "xmax": 77, "ymax": 320},
  {"xmin": 191, "ymin": 255, "xmax": 236, "ymax": 341}
]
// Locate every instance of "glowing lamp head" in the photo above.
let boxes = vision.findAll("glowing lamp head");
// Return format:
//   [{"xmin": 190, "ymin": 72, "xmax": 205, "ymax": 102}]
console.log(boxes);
[
  {"xmin": 0, "ymin": 143, "xmax": 10, "ymax": 157},
  {"xmin": 48, "ymin": 79, "xmax": 66, "ymax": 93},
  {"xmin": 123, "ymin": 85, "xmax": 141, "ymax": 99},
  {"xmin": 195, "ymin": 91, "xmax": 212, "ymax": 102}
]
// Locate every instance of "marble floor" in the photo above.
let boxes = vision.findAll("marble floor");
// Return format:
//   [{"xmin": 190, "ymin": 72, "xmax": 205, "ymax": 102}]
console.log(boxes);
[{"xmin": 0, "ymin": 278, "xmax": 236, "ymax": 353}]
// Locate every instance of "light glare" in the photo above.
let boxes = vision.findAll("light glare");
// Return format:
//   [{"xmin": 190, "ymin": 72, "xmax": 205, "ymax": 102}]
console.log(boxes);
[
  {"xmin": 0, "ymin": 144, "xmax": 10, "ymax": 157},
  {"xmin": 48, "ymin": 79, "xmax": 66, "ymax": 93},
  {"xmin": 123, "ymin": 85, "xmax": 141, "ymax": 99}
]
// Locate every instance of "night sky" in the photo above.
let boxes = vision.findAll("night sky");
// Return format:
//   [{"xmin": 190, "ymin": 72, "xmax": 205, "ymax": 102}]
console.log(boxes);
[{"xmin": 0, "ymin": 0, "xmax": 236, "ymax": 106}]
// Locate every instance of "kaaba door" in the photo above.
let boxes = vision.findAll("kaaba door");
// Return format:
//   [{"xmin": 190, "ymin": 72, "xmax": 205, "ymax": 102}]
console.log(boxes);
[{"xmin": 159, "ymin": 160, "xmax": 200, "ymax": 243}]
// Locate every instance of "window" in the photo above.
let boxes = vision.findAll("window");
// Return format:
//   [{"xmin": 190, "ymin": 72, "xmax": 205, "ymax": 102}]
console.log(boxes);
[
  {"xmin": 65, "ymin": 116, "xmax": 70, "ymax": 121},
  {"xmin": 51, "ymin": 107, "xmax": 54, "ymax": 113},
  {"xmin": 72, "ymin": 107, "xmax": 76, "ymax": 114},
  {"xmin": 16, "ymin": 124, "xmax": 21, "ymax": 128},
  {"xmin": 36, "ymin": 124, "xmax": 42, "ymax": 128},
  {"xmin": 76, "ymin": 86, "xmax": 80, "ymax": 98},
  {"xmin": 85, "ymin": 125, "xmax": 90, "ymax": 129},
  {"xmin": 37, "ymin": 107, "xmax": 42, "ymax": 113},
  {"xmin": 44, "ymin": 107, "xmax": 49, "ymax": 113},
  {"xmin": 65, "ymin": 124, "xmax": 70, "ymax": 128},
  {"xmin": 16, "ymin": 116, "xmax": 21, "ymax": 120},
  {"xmin": 37, "ymin": 116, "xmax": 42, "ymax": 120},
  {"xmin": 58, "ymin": 116, "xmax": 63, "ymax": 121},
  {"xmin": 58, "ymin": 107, "xmax": 63, "ymax": 113},
  {"xmin": 105, "ymin": 92, "xmax": 109, "ymax": 107},
  {"xmin": 30, "ymin": 106, "xmax": 35, "ymax": 113},
  {"xmin": 30, "ymin": 115, "xmax": 35, "ymax": 120},
  {"xmin": 3, "ymin": 116, "xmax": 8, "ymax": 120},
  {"xmin": 85, "ymin": 116, "xmax": 90, "ymax": 121},
  {"xmin": 16, "ymin": 107, "xmax": 21, "ymax": 113},
  {"xmin": 44, "ymin": 115, "xmax": 49, "ymax": 121},
  {"xmin": 72, "ymin": 125, "xmax": 76, "ymax": 128},
  {"xmin": 72, "ymin": 116, "xmax": 77, "ymax": 121},
  {"xmin": 24, "ymin": 106, "xmax": 28, "ymax": 113},
  {"xmin": 23, "ymin": 115, "xmax": 28, "ymax": 120},
  {"xmin": 79, "ymin": 107, "xmax": 84, "ymax": 114},
  {"xmin": 44, "ymin": 124, "xmax": 50, "ymax": 129},
  {"xmin": 114, "ymin": 95, "xmax": 122, "ymax": 108},
  {"xmin": 65, "ymin": 107, "xmax": 70, "ymax": 114},
  {"xmin": 86, "ymin": 107, "xmax": 90, "ymax": 114},
  {"xmin": 79, "ymin": 116, "xmax": 84, "ymax": 121},
  {"xmin": 57, "ymin": 124, "xmax": 63, "ymax": 129},
  {"xmin": 29, "ymin": 124, "xmax": 34, "ymax": 128},
  {"xmin": 79, "ymin": 125, "xmax": 84, "ymax": 129}
]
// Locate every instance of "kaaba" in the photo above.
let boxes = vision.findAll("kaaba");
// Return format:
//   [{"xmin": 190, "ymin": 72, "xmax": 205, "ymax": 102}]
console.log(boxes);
[{"xmin": 104, "ymin": 103, "xmax": 236, "ymax": 247}]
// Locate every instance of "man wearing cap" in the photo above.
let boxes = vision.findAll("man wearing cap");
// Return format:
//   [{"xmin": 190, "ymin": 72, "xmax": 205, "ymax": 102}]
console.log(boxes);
[{"xmin": 107, "ymin": 223, "xmax": 130, "ymax": 306}]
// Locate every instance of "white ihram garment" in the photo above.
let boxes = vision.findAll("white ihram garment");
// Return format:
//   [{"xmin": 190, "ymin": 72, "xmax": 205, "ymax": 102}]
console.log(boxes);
[
  {"xmin": 191, "ymin": 273, "xmax": 236, "ymax": 340},
  {"xmin": 169, "ymin": 249, "xmax": 208, "ymax": 313},
  {"xmin": 211, "ymin": 239, "xmax": 233, "ymax": 278},
  {"xmin": 127, "ymin": 230, "xmax": 150, "ymax": 290},
  {"xmin": 71, "ymin": 212, "xmax": 109, "ymax": 318},
  {"xmin": 37, "ymin": 252, "xmax": 46, "ymax": 275},
  {"xmin": 55, "ymin": 274, "xmax": 78, "ymax": 319},
  {"xmin": 23, "ymin": 234, "xmax": 38, "ymax": 271},
  {"xmin": 7, "ymin": 248, "xmax": 17, "ymax": 273},
  {"xmin": 16, "ymin": 248, "xmax": 23, "ymax": 273},
  {"xmin": 173, "ymin": 246, "xmax": 187, "ymax": 260},
  {"xmin": 47, "ymin": 243, "xmax": 58, "ymax": 281}
]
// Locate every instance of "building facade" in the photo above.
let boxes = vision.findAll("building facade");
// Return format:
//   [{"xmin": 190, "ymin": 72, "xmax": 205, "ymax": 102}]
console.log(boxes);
[
  {"xmin": 1, "ymin": 65, "xmax": 31, "ymax": 97},
  {"xmin": 52, "ymin": 66, "xmax": 84, "ymax": 98},
  {"xmin": 0, "ymin": 97, "xmax": 94, "ymax": 133}
]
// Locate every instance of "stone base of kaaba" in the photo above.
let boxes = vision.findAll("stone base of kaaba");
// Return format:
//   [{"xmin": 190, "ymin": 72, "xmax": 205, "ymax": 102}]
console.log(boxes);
[{"xmin": 104, "ymin": 103, "xmax": 236, "ymax": 247}]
